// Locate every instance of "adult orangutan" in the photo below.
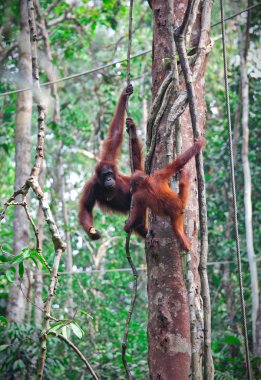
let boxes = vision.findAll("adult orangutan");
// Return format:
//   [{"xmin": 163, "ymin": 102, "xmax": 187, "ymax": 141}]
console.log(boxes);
[{"xmin": 78, "ymin": 84, "xmax": 147, "ymax": 240}]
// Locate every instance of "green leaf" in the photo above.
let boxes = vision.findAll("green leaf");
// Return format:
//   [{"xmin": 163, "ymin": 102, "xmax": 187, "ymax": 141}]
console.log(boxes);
[
  {"xmin": 222, "ymin": 335, "xmax": 241, "ymax": 345},
  {"xmin": 5, "ymin": 269, "xmax": 15, "ymax": 282},
  {"xmin": 48, "ymin": 320, "xmax": 70, "ymax": 334},
  {"xmin": 18, "ymin": 262, "xmax": 24, "ymax": 278},
  {"xmin": 79, "ymin": 310, "xmax": 93, "ymax": 319},
  {"xmin": 23, "ymin": 249, "xmax": 31, "ymax": 260},
  {"xmin": 0, "ymin": 316, "xmax": 8, "ymax": 326},
  {"xmin": 13, "ymin": 359, "xmax": 25, "ymax": 370},
  {"xmin": 70, "ymin": 322, "xmax": 84, "ymax": 339},
  {"xmin": 12, "ymin": 247, "xmax": 30, "ymax": 263},
  {"xmin": 61, "ymin": 326, "xmax": 68, "ymax": 339},
  {"xmin": 0, "ymin": 255, "xmax": 9, "ymax": 263},
  {"xmin": 0, "ymin": 344, "xmax": 9, "ymax": 351},
  {"xmin": 29, "ymin": 256, "xmax": 39, "ymax": 269},
  {"xmin": 10, "ymin": 252, "xmax": 25, "ymax": 264},
  {"xmin": 30, "ymin": 249, "xmax": 47, "ymax": 268}
]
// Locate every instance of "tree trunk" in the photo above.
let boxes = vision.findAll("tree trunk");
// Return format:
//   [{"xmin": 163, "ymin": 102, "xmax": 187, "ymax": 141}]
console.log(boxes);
[
  {"xmin": 240, "ymin": 46, "xmax": 258, "ymax": 351},
  {"xmin": 6, "ymin": 0, "xmax": 32, "ymax": 323},
  {"xmin": 254, "ymin": 291, "xmax": 261, "ymax": 371},
  {"xmin": 146, "ymin": 1, "xmax": 212, "ymax": 378},
  {"xmin": 235, "ymin": 1, "xmax": 259, "ymax": 350}
]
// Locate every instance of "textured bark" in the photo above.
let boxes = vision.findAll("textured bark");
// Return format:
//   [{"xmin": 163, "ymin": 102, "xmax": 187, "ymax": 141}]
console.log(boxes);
[
  {"xmin": 174, "ymin": 2, "xmax": 213, "ymax": 378},
  {"xmin": 6, "ymin": 0, "xmax": 32, "ymax": 323},
  {"xmin": 146, "ymin": 1, "xmax": 210, "ymax": 379},
  {"xmin": 148, "ymin": 1, "xmax": 188, "ymax": 378}
]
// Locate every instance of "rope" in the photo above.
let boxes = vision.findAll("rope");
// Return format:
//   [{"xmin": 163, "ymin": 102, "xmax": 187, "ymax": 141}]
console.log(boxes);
[
  {"xmin": 0, "ymin": 49, "xmax": 151, "ymax": 98},
  {"xmin": 122, "ymin": 232, "xmax": 138, "ymax": 380},
  {"xmin": 122, "ymin": 2, "xmax": 137, "ymax": 379},
  {"xmin": 126, "ymin": 0, "xmax": 133, "ymax": 89},
  {"xmin": 1, "ymin": 3, "xmax": 260, "ymax": 98},
  {"xmin": 41, "ymin": 256, "xmax": 261, "ymax": 276},
  {"xmin": 220, "ymin": 1, "xmax": 252, "ymax": 378},
  {"xmin": 211, "ymin": 2, "xmax": 261, "ymax": 27},
  {"xmin": 126, "ymin": 0, "xmax": 134, "ymax": 173}
]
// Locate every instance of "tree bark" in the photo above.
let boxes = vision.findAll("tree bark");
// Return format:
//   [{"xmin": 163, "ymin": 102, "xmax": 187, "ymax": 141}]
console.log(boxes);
[
  {"xmin": 240, "ymin": 42, "xmax": 258, "ymax": 351},
  {"xmin": 6, "ymin": 0, "xmax": 32, "ymax": 323},
  {"xmin": 255, "ymin": 291, "xmax": 261, "ymax": 371},
  {"xmin": 146, "ymin": 1, "xmax": 212, "ymax": 379},
  {"xmin": 240, "ymin": 31, "xmax": 258, "ymax": 354},
  {"xmin": 235, "ymin": 0, "xmax": 259, "ymax": 350}
]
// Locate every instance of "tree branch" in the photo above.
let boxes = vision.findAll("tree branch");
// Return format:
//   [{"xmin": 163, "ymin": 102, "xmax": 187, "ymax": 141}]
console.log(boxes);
[
  {"xmin": 185, "ymin": 0, "xmax": 201, "ymax": 47},
  {"xmin": 34, "ymin": 0, "xmax": 60, "ymax": 124},
  {"xmin": 51, "ymin": 333, "xmax": 99, "ymax": 380},
  {"xmin": 46, "ymin": 0, "xmax": 83, "ymax": 30},
  {"xmin": 167, "ymin": 0, "xmax": 182, "ymax": 159},
  {"xmin": 178, "ymin": 0, "xmax": 198, "ymax": 37},
  {"xmin": 146, "ymin": 72, "xmax": 172, "ymax": 149},
  {"xmin": 45, "ymin": 0, "xmax": 62, "ymax": 15},
  {"xmin": 0, "ymin": 44, "xmax": 18, "ymax": 63},
  {"xmin": 145, "ymin": 81, "xmax": 173, "ymax": 174}
]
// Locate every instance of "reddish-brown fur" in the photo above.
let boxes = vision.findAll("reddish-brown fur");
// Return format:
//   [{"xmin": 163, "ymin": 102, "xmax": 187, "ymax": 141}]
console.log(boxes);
[
  {"xmin": 78, "ymin": 85, "xmax": 147, "ymax": 240},
  {"xmin": 124, "ymin": 137, "xmax": 206, "ymax": 251}
]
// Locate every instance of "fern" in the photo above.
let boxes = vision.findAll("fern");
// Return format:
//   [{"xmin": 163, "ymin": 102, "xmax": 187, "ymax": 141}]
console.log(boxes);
[{"xmin": 214, "ymin": 370, "xmax": 235, "ymax": 380}]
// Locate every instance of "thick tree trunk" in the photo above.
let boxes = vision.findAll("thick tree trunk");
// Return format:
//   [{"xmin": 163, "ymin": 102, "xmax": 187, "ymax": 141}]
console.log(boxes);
[
  {"xmin": 146, "ymin": 1, "xmax": 211, "ymax": 378},
  {"xmin": 6, "ymin": 0, "xmax": 32, "ymax": 323}
]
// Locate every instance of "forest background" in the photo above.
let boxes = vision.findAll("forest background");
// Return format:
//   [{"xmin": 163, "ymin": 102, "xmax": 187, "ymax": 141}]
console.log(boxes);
[{"xmin": 0, "ymin": 0, "xmax": 260, "ymax": 379}]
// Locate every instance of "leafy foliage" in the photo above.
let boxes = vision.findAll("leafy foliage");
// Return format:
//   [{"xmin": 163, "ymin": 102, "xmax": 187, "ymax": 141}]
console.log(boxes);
[
  {"xmin": 0, "ymin": 0, "xmax": 260, "ymax": 379},
  {"xmin": 0, "ymin": 323, "xmax": 65, "ymax": 380}
]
